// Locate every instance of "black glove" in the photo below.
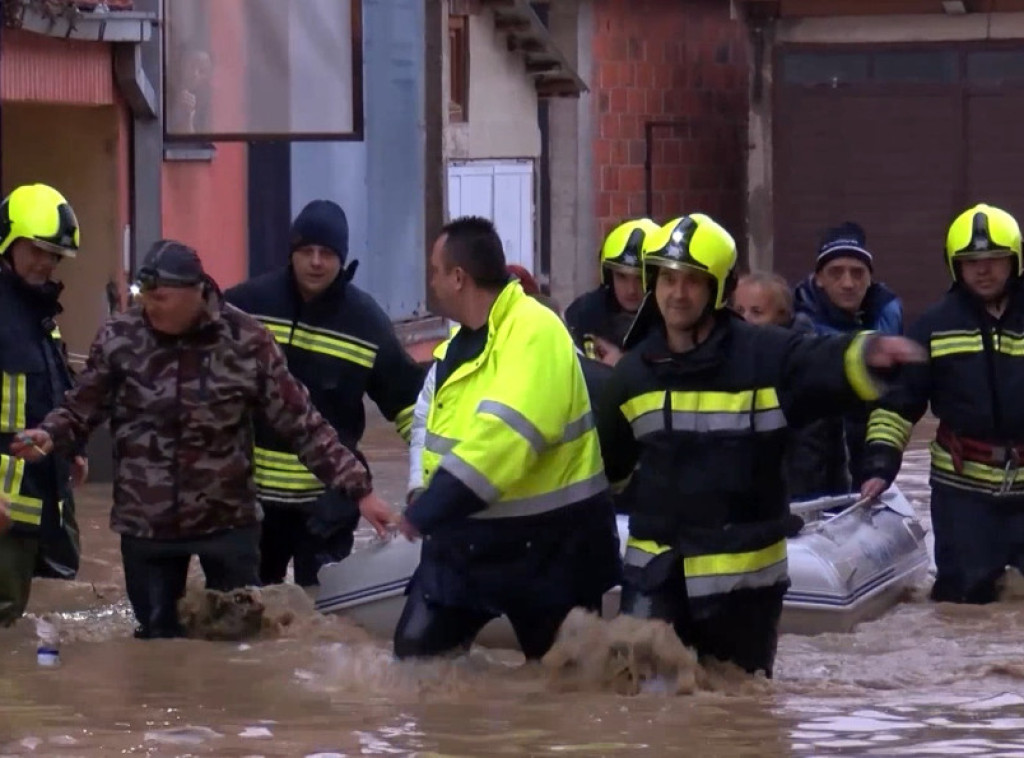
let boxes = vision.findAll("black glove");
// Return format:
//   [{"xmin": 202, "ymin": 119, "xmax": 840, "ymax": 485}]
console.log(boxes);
[{"xmin": 306, "ymin": 488, "xmax": 361, "ymax": 541}]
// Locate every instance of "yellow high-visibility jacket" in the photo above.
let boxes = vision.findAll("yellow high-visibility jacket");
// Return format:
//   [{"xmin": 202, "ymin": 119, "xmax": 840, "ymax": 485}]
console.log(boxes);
[{"xmin": 406, "ymin": 281, "xmax": 607, "ymax": 532}]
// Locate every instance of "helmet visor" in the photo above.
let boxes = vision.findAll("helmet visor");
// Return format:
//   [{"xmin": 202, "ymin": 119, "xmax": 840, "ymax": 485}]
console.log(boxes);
[{"xmin": 31, "ymin": 238, "xmax": 76, "ymax": 258}]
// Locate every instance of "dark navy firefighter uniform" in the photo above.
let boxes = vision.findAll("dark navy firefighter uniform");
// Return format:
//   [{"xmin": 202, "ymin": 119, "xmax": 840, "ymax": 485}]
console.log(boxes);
[
  {"xmin": 225, "ymin": 262, "xmax": 424, "ymax": 587},
  {"xmin": 0, "ymin": 184, "xmax": 80, "ymax": 625},
  {"xmin": 865, "ymin": 203, "xmax": 1024, "ymax": 604},
  {"xmin": 599, "ymin": 213, "xmax": 889, "ymax": 677}
]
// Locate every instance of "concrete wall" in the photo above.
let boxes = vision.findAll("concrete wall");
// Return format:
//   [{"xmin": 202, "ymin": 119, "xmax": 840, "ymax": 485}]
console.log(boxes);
[
  {"xmin": 546, "ymin": 0, "xmax": 597, "ymax": 310},
  {"xmin": 444, "ymin": 6, "xmax": 542, "ymax": 161},
  {"xmin": 161, "ymin": 146, "xmax": 249, "ymax": 289},
  {"xmin": 745, "ymin": 11, "xmax": 1024, "ymax": 270},
  {"xmin": 1, "ymin": 104, "xmax": 123, "ymax": 359}
]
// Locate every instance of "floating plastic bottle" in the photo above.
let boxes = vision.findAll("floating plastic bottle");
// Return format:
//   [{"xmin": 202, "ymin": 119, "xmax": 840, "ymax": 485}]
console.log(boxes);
[{"xmin": 34, "ymin": 616, "xmax": 60, "ymax": 667}]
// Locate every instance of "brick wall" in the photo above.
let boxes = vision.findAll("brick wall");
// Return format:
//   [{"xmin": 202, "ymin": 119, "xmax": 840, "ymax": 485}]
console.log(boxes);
[{"xmin": 591, "ymin": 0, "xmax": 749, "ymax": 258}]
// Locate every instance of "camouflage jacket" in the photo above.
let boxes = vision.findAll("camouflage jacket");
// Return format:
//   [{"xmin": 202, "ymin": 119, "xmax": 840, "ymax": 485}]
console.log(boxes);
[{"xmin": 39, "ymin": 288, "xmax": 372, "ymax": 540}]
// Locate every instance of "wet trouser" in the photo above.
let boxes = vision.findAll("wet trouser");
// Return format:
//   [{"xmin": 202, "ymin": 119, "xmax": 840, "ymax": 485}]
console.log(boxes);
[
  {"xmin": 0, "ymin": 531, "xmax": 39, "ymax": 627},
  {"xmin": 120, "ymin": 525, "xmax": 261, "ymax": 639},
  {"xmin": 35, "ymin": 492, "xmax": 80, "ymax": 580},
  {"xmin": 259, "ymin": 499, "xmax": 358, "ymax": 587},
  {"xmin": 393, "ymin": 577, "xmax": 599, "ymax": 660},
  {"xmin": 929, "ymin": 482, "xmax": 1024, "ymax": 604},
  {"xmin": 621, "ymin": 573, "xmax": 786, "ymax": 678}
]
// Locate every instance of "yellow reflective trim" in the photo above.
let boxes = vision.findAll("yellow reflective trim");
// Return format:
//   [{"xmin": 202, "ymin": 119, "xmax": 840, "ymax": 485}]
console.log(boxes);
[
  {"xmin": 253, "ymin": 468, "xmax": 322, "ymax": 490},
  {"xmin": 625, "ymin": 535, "xmax": 672, "ymax": 556},
  {"xmin": 682, "ymin": 538, "xmax": 787, "ymax": 578},
  {"xmin": 395, "ymin": 404, "xmax": 415, "ymax": 442},
  {"xmin": 295, "ymin": 322, "xmax": 377, "ymax": 352},
  {"xmin": 253, "ymin": 447, "xmax": 309, "ymax": 470},
  {"xmin": 929, "ymin": 442, "xmax": 1024, "ymax": 487},
  {"xmin": 996, "ymin": 332, "xmax": 1024, "ymax": 357},
  {"xmin": 0, "ymin": 373, "xmax": 26, "ymax": 432},
  {"xmin": 0, "ymin": 455, "xmax": 41, "ymax": 525},
  {"xmin": 667, "ymin": 387, "xmax": 780, "ymax": 413},
  {"xmin": 288, "ymin": 330, "xmax": 376, "ymax": 368},
  {"xmin": 931, "ymin": 333, "xmax": 983, "ymax": 358},
  {"xmin": 50, "ymin": 324, "xmax": 61, "ymax": 340},
  {"xmin": 866, "ymin": 408, "xmax": 913, "ymax": 450},
  {"xmin": 257, "ymin": 318, "xmax": 378, "ymax": 368},
  {"xmin": 844, "ymin": 332, "xmax": 883, "ymax": 401},
  {"xmin": 253, "ymin": 447, "xmax": 321, "ymax": 490},
  {"xmin": 620, "ymin": 391, "xmax": 665, "ymax": 422}
]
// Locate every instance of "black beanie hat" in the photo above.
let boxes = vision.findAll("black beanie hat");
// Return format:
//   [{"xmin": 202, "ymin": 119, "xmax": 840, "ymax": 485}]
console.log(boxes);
[
  {"xmin": 816, "ymin": 221, "xmax": 872, "ymax": 272},
  {"xmin": 289, "ymin": 200, "xmax": 349, "ymax": 263}
]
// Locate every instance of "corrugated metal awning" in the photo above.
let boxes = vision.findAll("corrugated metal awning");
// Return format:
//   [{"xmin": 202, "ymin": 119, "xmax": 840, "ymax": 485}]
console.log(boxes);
[
  {"xmin": 480, "ymin": 0, "xmax": 588, "ymax": 98},
  {"xmin": 4, "ymin": 0, "xmax": 156, "ymax": 43}
]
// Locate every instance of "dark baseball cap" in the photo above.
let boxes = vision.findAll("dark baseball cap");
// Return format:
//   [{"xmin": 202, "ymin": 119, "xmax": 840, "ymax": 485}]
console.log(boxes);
[{"xmin": 136, "ymin": 240, "xmax": 206, "ymax": 289}]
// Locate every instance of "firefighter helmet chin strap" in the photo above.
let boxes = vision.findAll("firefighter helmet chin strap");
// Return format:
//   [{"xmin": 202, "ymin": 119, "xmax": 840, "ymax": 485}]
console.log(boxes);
[{"xmin": 688, "ymin": 285, "xmax": 718, "ymax": 347}]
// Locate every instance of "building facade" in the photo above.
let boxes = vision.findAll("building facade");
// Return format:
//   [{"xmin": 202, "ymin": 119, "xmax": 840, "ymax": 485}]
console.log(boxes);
[{"xmin": 739, "ymin": 0, "xmax": 1024, "ymax": 321}]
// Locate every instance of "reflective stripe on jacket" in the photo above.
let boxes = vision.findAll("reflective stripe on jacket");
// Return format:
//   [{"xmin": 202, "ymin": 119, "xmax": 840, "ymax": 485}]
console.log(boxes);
[
  {"xmin": 225, "ymin": 268, "xmax": 424, "ymax": 506},
  {"xmin": 420, "ymin": 282, "xmax": 607, "ymax": 521},
  {"xmin": 598, "ymin": 312, "xmax": 881, "ymax": 605}
]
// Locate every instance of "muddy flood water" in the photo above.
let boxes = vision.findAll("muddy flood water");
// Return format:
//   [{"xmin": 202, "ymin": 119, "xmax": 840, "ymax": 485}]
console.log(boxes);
[{"xmin": 6, "ymin": 413, "xmax": 1024, "ymax": 757}]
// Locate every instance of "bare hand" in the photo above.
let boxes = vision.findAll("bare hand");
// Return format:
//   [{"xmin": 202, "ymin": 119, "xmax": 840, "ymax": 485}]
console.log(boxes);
[
  {"xmin": 860, "ymin": 477, "xmax": 888, "ymax": 501},
  {"xmin": 396, "ymin": 515, "xmax": 421, "ymax": 542},
  {"xmin": 358, "ymin": 492, "xmax": 395, "ymax": 539},
  {"xmin": 0, "ymin": 498, "xmax": 11, "ymax": 536},
  {"xmin": 864, "ymin": 336, "xmax": 927, "ymax": 369},
  {"xmin": 10, "ymin": 429, "xmax": 53, "ymax": 461},
  {"xmin": 590, "ymin": 335, "xmax": 624, "ymax": 367},
  {"xmin": 70, "ymin": 456, "xmax": 88, "ymax": 489}
]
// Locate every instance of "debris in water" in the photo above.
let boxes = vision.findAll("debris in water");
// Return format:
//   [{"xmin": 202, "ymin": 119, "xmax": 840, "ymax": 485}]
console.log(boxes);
[
  {"xmin": 178, "ymin": 583, "xmax": 374, "ymax": 642},
  {"xmin": 542, "ymin": 608, "xmax": 709, "ymax": 696},
  {"xmin": 178, "ymin": 587, "xmax": 265, "ymax": 641},
  {"xmin": 143, "ymin": 726, "xmax": 223, "ymax": 745}
]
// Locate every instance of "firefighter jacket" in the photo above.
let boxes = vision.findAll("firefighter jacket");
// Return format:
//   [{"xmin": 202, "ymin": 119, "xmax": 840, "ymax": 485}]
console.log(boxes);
[
  {"xmin": 785, "ymin": 313, "xmax": 851, "ymax": 500},
  {"xmin": 864, "ymin": 284, "xmax": 1024, "ymax": 496},
  {"xmin": 225, "ymin": 267, "xmax": 424, "ymax": 506},
  {"xmin": 404, "ymin": 281, "xmax": 619, "ymax": 611},
  {"xmin": 0, "ymin": 269, "xmax": 73, "ymax": 536},
  {"xmin": 406, "ymin": 343, "xmax": 614, "ymax": 497},
  {"xmin": 405, "ymin": 280, "xmax": 609, "ymax": 533},
  {"xmin": 565, "ymin": 286, "xmax": 636, "ymax": 358},
  {"xmin": 597, "ymin": 312, "xmax": 884, "ymax": 612},
  {"xmin": 40, "ymin": 286, "xmax": 372, "ymax": 540}
]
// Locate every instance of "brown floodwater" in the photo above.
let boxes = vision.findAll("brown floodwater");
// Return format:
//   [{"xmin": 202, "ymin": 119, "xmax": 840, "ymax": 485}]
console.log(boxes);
[{"xmin": 5, "ymin": 414, "xmax": 1024, "ymax": 757}]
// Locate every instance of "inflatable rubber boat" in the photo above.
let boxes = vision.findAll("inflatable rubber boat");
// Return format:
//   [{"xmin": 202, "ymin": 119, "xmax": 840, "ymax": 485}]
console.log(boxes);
[{"xmin": 315, "ymin": 486, "xmax": 930, "ymax": 645}]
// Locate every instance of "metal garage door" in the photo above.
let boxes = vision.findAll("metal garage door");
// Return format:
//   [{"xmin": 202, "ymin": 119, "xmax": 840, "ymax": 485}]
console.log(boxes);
[{"xmin": 774, "ymin": 45, "xmax": 1024, "ymax": 323}]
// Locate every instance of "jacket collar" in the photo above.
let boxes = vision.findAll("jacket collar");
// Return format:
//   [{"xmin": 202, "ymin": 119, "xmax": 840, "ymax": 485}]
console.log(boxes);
[
  {"xmin": 641, "ymin": 309, "xmax": 734, "ymax": 375},
  {"xmin": 432, "ymin": 279, "xmax": 524, "ymax": 366},
  {"xmin": 794, "ymin": 275, "xmax": 898, "ymax": 331}
]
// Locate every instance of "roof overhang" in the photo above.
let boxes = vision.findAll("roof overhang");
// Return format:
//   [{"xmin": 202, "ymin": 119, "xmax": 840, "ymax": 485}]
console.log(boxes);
[
  {"xmin": 4, "ymin": 0, "xmax": 156, "ymax": 43},
  {"xmin": 735, "ymin": 0, "xmax": 1024, "ymax": 19},
  {"xmin": 480, "ymin": 0, "xmax": 588, "ymax": 99}
]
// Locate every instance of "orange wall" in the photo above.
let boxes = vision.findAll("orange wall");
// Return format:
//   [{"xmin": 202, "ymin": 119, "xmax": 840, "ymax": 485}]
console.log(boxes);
[
  {"xmin": 161, "ymin": 145, "xmax": 249, "ymax": 289},
  {"xmin": 1, "ymin": 29, "xmax": 113, "ymax": 103}
]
